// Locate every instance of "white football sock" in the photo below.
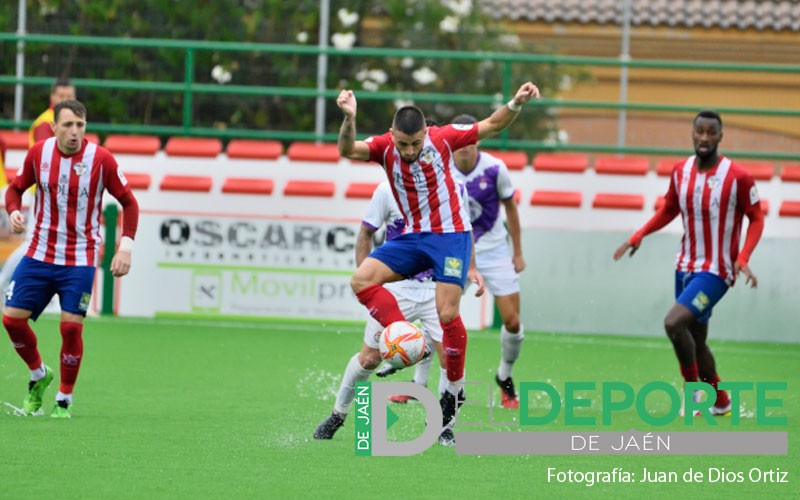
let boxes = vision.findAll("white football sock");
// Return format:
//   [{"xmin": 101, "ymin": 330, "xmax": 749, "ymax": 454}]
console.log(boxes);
[
  {"xmin": 413, "ymin": 353, "xmax": 433, "ymax": 387},
  {"xmin": 333, "ymin": 353, "xmax": 373, "ymax": 415},
  {"xmin": 30, "ymin": 364, "xmax": 47, "ymax": 381},
  {"xmin": 438, "ymin": 367, "xmax": 448, "ymax": 398},
  {"xmin": 498, "ymin": 324, "xmax": 525, "ymax": 381},
  {"xmin": 446, "ymin": 373, "xmax": 465, "ymax": 396},
  {"xmin": 56, "ymin": 392, "xmax": 73, "ymax": 404}
]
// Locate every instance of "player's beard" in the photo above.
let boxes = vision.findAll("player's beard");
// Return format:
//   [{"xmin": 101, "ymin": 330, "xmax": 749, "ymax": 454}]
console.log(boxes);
[{"xmin": 694, "ymin": 144, "xmax": 717, "ymax": 161}]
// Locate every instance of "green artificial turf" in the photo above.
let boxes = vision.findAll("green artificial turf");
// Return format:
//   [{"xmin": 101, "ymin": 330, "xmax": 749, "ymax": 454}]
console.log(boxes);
[{"xmin": 1, "ymin": 315, "xmax": 796, "ymax": 499}]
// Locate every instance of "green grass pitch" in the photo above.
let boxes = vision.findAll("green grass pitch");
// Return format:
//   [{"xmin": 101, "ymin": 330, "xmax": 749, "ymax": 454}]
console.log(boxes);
[{"xmin": 1, "ymin": 315, "xmax": 796, "ymax": 499}]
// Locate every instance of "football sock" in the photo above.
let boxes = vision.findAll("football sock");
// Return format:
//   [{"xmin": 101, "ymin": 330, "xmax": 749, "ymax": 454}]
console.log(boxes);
[
  {"xmin": 413, "ymin": 352, "xmax": 433, "ymax": 387},
  {"xmin": 3, "ymin": 315, "xmax": 42, "ymax": 370},
  {"xmin": 333, "ymin": 354, "xmax": 373, "ymax": 415},
  {"xmin": 438, "ymin": 368, "xmax": 448, "ymax": 398},
  {"xmin": 441, "ymin": 316, "xmax": 467, "ymax": 384},
  {"xmin": 30, "ymin": 364, "xmax": 47, "ymax": 381},
  {"xmin": 446, "ymin": 376, "xmax": 465, "ymax": 397},
  {"xmin": 706, "ymin": 373, "xmax": 730, "ymax": 407},
  {"xmin": 355, "ymin": 284, "xmax": 405, "ymax": 327},
  {"xmin": 680, "ymin": 362, "xmax": 698, "ymax": 382},
  {"xmin": 59, "ymin": 322, "xmax": 84, "ymax": 395},
  {"xmin": 56, "ymin": 392, "xmax": 73, "ymax": 404},
  {"xmin": 498, "ymin": 325, "xmax": 524, "ymax": 381}
]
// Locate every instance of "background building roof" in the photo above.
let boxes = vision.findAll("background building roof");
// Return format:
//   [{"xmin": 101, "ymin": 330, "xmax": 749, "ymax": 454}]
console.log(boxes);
[{"xmin": 482, "ymin": 0, "xmax": 800, "ymax": 32}]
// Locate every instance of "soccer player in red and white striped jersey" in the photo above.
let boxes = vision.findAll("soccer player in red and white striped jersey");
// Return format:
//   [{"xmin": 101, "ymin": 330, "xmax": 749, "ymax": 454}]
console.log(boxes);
[
  {"xmin": 336, "ymin": 82, "xmax": 539, "ymax": 445},
  {"xmin": 614, "ymin": 110, "xmax": 765, "ymax": 416},
  {"xmin": 3, "ymin": 100, "xmax": 140, "ymax": 418}
]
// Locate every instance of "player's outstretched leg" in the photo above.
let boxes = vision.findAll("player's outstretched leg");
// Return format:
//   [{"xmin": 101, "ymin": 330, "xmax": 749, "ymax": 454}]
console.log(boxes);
[
  {"xmin": 3, "ymin": 315, "xmax": 52, "ymax": 415},
  {"xmin": 496, "ymin": 324, "xmax": 524, "ymax": 409},
  {"xmin": 314, "ymin": 351, "xmax": 376, "ymax": 439}
]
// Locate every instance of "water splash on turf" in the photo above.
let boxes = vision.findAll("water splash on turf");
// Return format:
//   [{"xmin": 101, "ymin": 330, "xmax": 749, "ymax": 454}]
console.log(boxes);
[
  {"xmin": 1, "ymin": 400, "xmax": 28, "ymax": 416},
  {"xmin": 296, "ymin": 369, "xmax": 340, "ymax": 402}
]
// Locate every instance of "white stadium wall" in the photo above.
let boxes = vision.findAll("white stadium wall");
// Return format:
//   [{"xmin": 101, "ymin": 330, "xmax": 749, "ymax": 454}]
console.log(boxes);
[{"xmin": 2, "ymin": 140, "xmax": 797, "ymax": 341}]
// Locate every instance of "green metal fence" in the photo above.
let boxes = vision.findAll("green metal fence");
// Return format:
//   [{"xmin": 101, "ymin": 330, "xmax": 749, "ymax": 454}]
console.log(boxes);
[{"xmin": 1, "ymin": 33, "xmax": 799, "ymax": 160}]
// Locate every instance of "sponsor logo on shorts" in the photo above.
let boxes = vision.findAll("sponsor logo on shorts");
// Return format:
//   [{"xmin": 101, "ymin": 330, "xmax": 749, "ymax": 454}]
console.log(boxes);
[
  {"xmin": 691, "ymin": 291, "xmax": 710, "ymax": 312},
  {"xmin": 79, "ymin": 292, "xmax": 92, "ymax": 312},
  {"xmin": 443, "ymin": 256, "xmax": 463, "ymax": 278}
]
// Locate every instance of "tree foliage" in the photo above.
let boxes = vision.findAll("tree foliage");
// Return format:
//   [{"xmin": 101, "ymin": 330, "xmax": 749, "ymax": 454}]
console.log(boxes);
[{"xmin": 1, "ymin": 0, "xmax": 583, "ymax": 144}]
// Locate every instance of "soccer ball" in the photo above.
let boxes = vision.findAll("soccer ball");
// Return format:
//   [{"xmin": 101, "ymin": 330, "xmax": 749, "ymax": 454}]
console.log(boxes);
[{"xmin": 379, "ymin": 321, "xmax": 427, "ymax": 369}]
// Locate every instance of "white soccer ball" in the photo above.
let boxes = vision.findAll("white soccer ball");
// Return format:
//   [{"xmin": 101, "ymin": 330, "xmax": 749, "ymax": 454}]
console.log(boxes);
[{"xmin": 379, "ymin": 321, "xmax": 427, "ymax": 369}]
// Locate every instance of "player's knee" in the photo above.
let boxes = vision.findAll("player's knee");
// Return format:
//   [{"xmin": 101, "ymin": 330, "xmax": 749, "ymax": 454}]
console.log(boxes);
[
  {"xmin": 438, "ymin": 308, "xmax": 458, "ymax": 324},
  {"xmin": 358, "ymin": 350, "xmax": 381, "ymax": 370},
  {"xmin": 663, "ymin": 315, "xmax": 680, "ymax": 334},
  {"xmin": 2, "ymin": 314, "xmax": 26, "ymax": 330},
  {"xmin": 504, "ymin": 315, "xmax": 521, "ymax": 333},
  {"xmin": 350, "ymin": 273, "xmax": 369, "ymax": 294}
]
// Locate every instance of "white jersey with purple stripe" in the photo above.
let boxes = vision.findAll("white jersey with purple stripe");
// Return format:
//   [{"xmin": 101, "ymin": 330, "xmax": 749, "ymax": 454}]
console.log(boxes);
[
  {"xmin": 362, "ymin": 182, "xmax": 435, "ymax": 300},
  {"xmin": 450, "ymin": 151, "xmax": 515, "ymax": 253}
]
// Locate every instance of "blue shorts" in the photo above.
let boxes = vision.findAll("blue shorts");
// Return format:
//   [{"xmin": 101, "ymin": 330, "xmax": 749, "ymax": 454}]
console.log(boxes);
[
  {"xmin": 675, "ymin": 271, "xmax": 729, "ymax": 324},
  {"xmin": 369, "ymin": 232, "xmax": 472, "ymax": 287},
  {"xmin": 5, "ymin": 257, "xmax": 96, "ymax": 321}
]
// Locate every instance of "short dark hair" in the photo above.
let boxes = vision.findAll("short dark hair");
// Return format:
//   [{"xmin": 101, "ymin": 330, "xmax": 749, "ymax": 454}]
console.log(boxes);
[
  {"xmin": 451, "ymin": 114, "xmax": 477, "ymax": 126},
  {"xmin": 694, "ymin": 109, "xmax": 722, "ymax": 129},
  {"xmin": 392, "ymin": 106, "xmax": 426, "ymax": 135},
  {"xmin": 53, "ymin": 100, "xmax": 87, "ymax": 122},
  {"xmin": 52, "ymin": 78, "xmax": 73, "ymax": 92}
]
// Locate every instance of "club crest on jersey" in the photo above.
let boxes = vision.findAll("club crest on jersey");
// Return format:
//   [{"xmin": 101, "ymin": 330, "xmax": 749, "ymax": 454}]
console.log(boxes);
[
  {"xmin": 73, "ymin": 162, "xmax": 89, "ymax": 176},
  {"xmin": 443, "ymin": 256, "xmax": 464, "ymax": 278},
  {"xmin": 479, "ymin": 177, "xmax": 488, "ymax": 190},
  {"xmin": 749, "ymin": 185, "xmax": 759, "ymax": 205},
  {"xmin": 418, "ymin": 147, "xmax": 436, "ymax": 165},
  {"xmin": 706, "ymin": 176, "xmax": 720, "ymax": 189},
  {"xmin": 41, "ymin": 162, "xmax": 50, "ymax": 172}
]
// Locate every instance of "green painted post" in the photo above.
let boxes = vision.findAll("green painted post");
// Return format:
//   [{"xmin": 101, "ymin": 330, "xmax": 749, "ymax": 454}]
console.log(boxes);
[
  {"xmin": 101, "ymin": 204, "xmax": 118, "ymax": 316},
  {"xmin": 182, "ymin": 47, "xmax": 195, "ymax": 134}
]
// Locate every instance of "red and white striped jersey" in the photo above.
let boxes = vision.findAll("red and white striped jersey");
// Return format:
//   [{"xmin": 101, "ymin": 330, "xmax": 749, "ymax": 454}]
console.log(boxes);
[
  {"xmin": 15, "ymin": 137, "xmax": 132, "ymax": 266},
  {"xmin": 366, "ymin": 124, "xmax": 476, "ymax": 234},
  {"xmin": 665, "ymin": 156, "xmax": 760, "ymax": 283}
]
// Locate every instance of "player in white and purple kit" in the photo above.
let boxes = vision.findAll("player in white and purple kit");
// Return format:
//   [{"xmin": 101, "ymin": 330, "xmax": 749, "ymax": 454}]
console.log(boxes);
[
  {"xmin": 449, "ymin": 114, "xmax": 526, "ymax": 410},
  {"xmin": 335, "ymin": 82, "xmax": 540, "ymax": 445},
  {"xmin": 313, "ymin": 182, "xmax": 446, "ymax": 440}
]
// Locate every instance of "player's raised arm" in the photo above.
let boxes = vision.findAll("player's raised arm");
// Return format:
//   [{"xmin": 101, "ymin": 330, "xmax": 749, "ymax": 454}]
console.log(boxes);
[
  {"xmin": 336, "ymin": 89, "xmax": 370, "ymax": 161},
  {"xmin": 477, "ymin": 82, "xmax": 540, "ymax": 141}
]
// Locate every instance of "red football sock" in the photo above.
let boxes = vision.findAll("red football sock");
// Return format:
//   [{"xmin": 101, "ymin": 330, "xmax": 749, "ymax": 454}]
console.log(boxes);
[
  {"xmin": 441, "ymin": 316, "xmax": 468, "ymax": 382},
  {"xmin": 707, "ymin": 373, "xmax": 730, "ymax": 407},
  {"xmin": 3, "ymin": 315, "xmax": 42, "ymax": 370},
  {"xmin": 680, "ymin": 362, "xmax": 698, "ymax": 382},
  {"xmin": 355, "ymin": 284, "xmax": 405, "ymax": 327},
  {"xmin": 59, "ymin": 322, "xmax": 84, "ymax": 394}
]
